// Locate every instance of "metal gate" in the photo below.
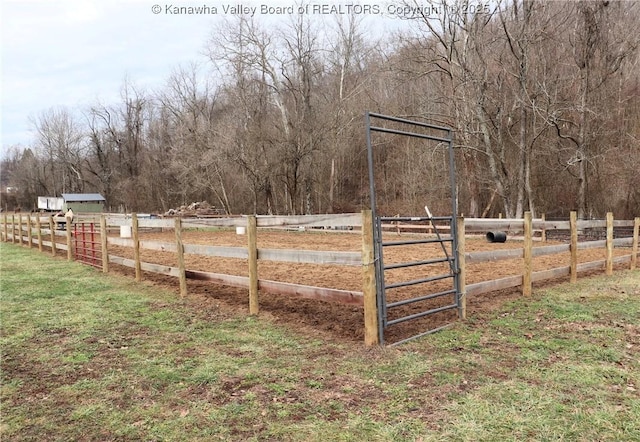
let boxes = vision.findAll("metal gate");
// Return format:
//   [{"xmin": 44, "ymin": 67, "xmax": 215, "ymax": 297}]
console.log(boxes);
[
  {"xmin": 73, "ymin": 222, "xmax": 102, "ymax": 268},
  {"xmin": 365, "ymin": 112, "xmax": 461, "ymax": 345}
]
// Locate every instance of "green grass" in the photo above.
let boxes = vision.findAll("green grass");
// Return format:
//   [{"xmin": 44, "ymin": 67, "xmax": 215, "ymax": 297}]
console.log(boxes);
[{"xmin": 2, "ymin": 242, "xmax": 639, "ymax": 441}]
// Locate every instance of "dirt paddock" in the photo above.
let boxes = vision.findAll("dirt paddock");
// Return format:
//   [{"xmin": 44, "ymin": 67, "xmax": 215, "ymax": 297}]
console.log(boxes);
[{"xmin": 105, "ymin": 228, "xmax": 633, "ymax": 344}]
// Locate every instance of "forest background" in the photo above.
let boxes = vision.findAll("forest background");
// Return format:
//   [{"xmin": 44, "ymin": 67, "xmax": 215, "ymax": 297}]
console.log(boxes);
[{"xmin": 2, "ymin": 0, "xmax": 638, "ymax": 220}]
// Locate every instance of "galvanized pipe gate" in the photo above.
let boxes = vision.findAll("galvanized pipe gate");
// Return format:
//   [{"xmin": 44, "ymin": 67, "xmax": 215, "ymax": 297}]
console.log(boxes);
[{"xmin": 365, "ymin": 112, "xmax": 461, "ymax": 345}]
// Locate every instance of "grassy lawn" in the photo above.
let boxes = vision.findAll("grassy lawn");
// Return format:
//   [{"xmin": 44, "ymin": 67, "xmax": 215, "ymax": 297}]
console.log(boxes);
[{"xmin": 1, "ymin": 242, "xmax": 639, "ymax": 441}]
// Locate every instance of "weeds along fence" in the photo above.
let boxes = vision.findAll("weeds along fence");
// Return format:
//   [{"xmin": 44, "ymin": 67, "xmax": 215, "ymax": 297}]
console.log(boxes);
[{"xmin": 2, "ymin": 211, "xmax": 638, "ymax": 346}]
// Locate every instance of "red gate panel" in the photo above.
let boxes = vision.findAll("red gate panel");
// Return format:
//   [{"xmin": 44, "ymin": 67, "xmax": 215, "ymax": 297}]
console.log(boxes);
[{"xmin": 73, "ymin": 222, "xmax": 102, "ymax": 268}]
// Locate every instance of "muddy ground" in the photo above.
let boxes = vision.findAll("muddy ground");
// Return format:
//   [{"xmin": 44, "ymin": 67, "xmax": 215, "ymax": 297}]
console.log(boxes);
[{"xmin": 68, "ymin": 228, "xmax": 633, "ymax": 344}]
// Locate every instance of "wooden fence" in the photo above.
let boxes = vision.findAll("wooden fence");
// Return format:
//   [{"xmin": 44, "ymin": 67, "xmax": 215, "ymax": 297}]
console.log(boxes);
[
  {"xmin": 456, "ymin": 212, "xmax": 639, "ymax": 318},
  {"xmin": 1, "ymin": 211, "xmax": 638, "ymax": 346}
]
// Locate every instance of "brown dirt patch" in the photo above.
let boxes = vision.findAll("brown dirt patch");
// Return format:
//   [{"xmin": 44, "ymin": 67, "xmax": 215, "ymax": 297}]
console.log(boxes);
[{"xmin": 59, "ymin": 229, "xmax": 634, "ymax": 344}]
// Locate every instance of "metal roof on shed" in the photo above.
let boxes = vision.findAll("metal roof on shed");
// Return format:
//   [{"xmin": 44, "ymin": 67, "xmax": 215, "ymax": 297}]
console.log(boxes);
[{"xmin": 61, "ymin": 193, "xmax": 106, "ymax": 202}]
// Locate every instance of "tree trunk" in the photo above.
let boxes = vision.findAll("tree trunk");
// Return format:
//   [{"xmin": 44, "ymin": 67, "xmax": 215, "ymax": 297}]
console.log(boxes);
[{"xmin": 577, "ymin": 68, "xmax": 589, "ymax": 220}]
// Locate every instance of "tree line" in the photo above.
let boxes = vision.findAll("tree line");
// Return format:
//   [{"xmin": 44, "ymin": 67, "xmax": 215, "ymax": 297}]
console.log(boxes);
[{"xmin": 3, "ymin": 0, "xmax": 639, "ymax": 219}]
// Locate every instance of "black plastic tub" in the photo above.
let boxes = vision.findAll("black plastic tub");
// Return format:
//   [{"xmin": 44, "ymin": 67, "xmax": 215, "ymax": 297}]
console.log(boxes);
[{"xmin": 486, "ymin": 231, "xmax": 507, "ymax": 243}]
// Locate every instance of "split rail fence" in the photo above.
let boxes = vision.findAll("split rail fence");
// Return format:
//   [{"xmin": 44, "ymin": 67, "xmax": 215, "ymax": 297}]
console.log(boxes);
[{"xmin": 2, "ymin": 211, "xmax": 638, "ymax": 346}]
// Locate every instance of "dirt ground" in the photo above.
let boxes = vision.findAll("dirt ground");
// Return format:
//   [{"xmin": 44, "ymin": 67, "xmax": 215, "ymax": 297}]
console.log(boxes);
[{"xmin": 77, "ymin": 228, "xmax": 633, "ymax": 344}]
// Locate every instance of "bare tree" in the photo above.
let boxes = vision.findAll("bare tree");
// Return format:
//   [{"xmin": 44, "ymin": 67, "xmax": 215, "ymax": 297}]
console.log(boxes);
[
  {"xmin": 548, "ymin": 0, "xmax": 637, "ymax": 218},
  {"xmin": 208, "ymin": 16, "xmax": 282, "ymax": 214},
  {"xmin": 31, "ymin": 107, "xmax": 86, "ymax": 195},
  {"xmin": 208, "ymin": 14, "xmax": 327, "ymax": 214},
  {"xmin": 323, "ymin": 14, "xmax": 381, "ymax": 213},
  {"xmin": 157, "ymin": 63, "xmax": 232, "ymax": 213},
  {"xmin": 85, "ymin": 104, "xmax": 118, "ymax": 205}
]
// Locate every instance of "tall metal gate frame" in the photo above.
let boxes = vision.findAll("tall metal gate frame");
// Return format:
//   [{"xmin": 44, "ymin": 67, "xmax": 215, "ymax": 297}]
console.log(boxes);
[{"xmin": 365, "ymin": 112, "xmax": 461, "ymax": 345}]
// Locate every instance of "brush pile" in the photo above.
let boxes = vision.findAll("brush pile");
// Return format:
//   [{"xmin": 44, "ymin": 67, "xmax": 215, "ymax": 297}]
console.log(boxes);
[{"xmin": 163, "ymin": 201, "xmax": 225, "ymax": 217}]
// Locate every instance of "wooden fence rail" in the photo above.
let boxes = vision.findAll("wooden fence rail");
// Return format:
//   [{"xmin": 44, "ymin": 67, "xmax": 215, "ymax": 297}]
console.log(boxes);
[
  {"xmin": 459, "ymin": 212, "xmax": 639, "ymax": 297},
  {"xmin": 102, "ymin": 212, "xmax": 366, "ymax": 308},
  {"xmin": 1, "ymin": 211, "xmax": 638, "ymax": 346}
]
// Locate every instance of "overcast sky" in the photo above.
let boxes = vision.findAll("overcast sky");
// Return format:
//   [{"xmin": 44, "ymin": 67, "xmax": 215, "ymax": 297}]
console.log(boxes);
[
  {"xmin": 1, "ymin": 0, "xmax": 425, "ymax": 156},
  {"xmin": 1, "ymin": 0, "xmax": 224, "ymax": 153}
]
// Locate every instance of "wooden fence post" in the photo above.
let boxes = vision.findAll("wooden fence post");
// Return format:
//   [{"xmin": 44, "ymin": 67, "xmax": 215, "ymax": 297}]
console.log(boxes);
[
  {"xmin": 523, "ymin": 211, "xmax": 533, "ymax": 296},
  {"xmin": 541, "ymin": 213, "xmax": 546, "ymax": 242},
  {"xmin": 132, "ymin": 214, "xmax": 142, "ymax": 282},
  {"xmin": 24, "ymin": 214, "xmax": 29, "ymax": 246},
  {"xmin": 632, "ymin": 217, "xmax": 639, "ymax": 271},
  {"xmin": 66, "ymin": 215, "xmax": 73, "ymax": 261},
  {"xmin": 362, "ymin": 210, "xmax": 379, "ymax": 346},
  {"xmin": 27, "ymin": 215, "xmax": 33, "ymax": 248},
  {"xmin": 22, "ymin": 214, "xmax": 27, "ymax": 245},
  {"xmin": 17, "ymin": 214, "xmax": 23, "ymax": 245},
  {"xmin": 100, "ymin": 215, "xmax": 109, "ymax": 273},
  {"xmin": 606, "ymin": 212, "xmax": 613, "ymax": 276},
  {"xmin": 36, "ymin": 216, "xmax": 43, "ymax": 252},
  {"xmin": 49, "ymin": 216, "xmax": 57, "ymax": 256},
  {"xmin": 3, "ymin": 214, "xmax": 7, "ymax": 242},
  {"xmin": 11, "ymin": 215, "xmax": 16, "ymax": 243},
  {"xmin": 175, "ymin": 217, "xmax": 187, "ymax": 297},
  {"xmin": 570, "ymin": 211, "xmax": 578, "ymax": 283},
  {"xmin": 247, "ymin": 215, "xmax": 259, "ymax": 315},
  {"xmin": 456, "ymin": 216, "xmax": 467, "ymax": 320}
]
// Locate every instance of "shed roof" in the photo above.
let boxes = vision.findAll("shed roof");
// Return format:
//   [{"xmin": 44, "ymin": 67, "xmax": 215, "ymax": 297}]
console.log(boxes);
[{"xmin": 61, "ymin": 193, "xmax": 106, "ymax": 202}]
